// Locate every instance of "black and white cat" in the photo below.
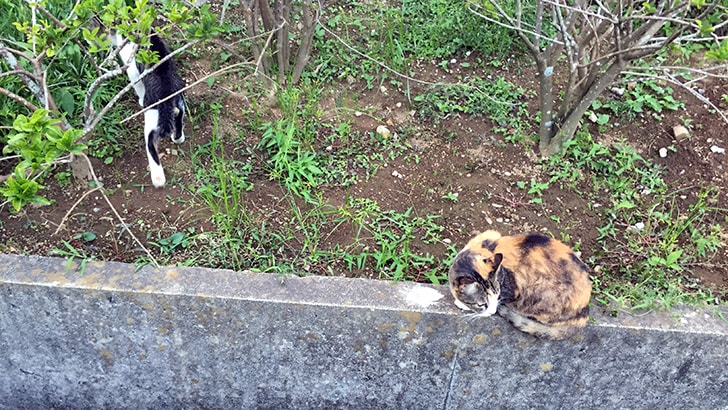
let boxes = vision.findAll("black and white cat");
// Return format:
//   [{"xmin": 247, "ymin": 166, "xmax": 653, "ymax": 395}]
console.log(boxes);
[{"xmin": 112, "ymin": 31, "xmax": 186, "ymax": 188}]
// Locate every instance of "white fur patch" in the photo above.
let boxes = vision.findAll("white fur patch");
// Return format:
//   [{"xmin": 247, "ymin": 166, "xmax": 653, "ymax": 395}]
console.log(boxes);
[
  {"xmin": 144, "ymin": 109, "xmax": 166, "ymax": 188},
  {"xmin": 115, "ymin": 33, "xmax": 145, "ymax": 106},
  {"xmin": 401, "ymin": 285, "xmax": 444, "ymax": 308},
  {"xmin": 482, "ymin": 289, "xmax": 500, "ymax": 317}
]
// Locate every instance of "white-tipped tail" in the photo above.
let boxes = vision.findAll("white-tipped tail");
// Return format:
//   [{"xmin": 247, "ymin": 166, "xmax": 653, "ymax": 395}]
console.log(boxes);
[
  {"xmin": 144, "ymin": 109, "xmax": 166, "ymax": 188},
  {"xmin": 149, "ymin": 162, "xmax": 166, "ymax": 188}
]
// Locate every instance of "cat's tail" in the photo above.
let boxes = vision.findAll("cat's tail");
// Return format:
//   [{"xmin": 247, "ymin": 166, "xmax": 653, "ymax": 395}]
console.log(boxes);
[
  {"xmin": 497, "ymin": 305, "xmax": 589, "ymax": 340},
  {"xmin": 144, "ymin": 109, "xmax": 166, "ymax": 188}
]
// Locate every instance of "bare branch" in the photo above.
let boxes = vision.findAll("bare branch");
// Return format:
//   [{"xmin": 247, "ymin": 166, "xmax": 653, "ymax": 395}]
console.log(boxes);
[
  {"xmin": 0, "ymin": 86, "xmax": 40, "ymax": 112},
  {"xmin": 466, "ymin": 2, "xmax": 562, "ymax": 53}
]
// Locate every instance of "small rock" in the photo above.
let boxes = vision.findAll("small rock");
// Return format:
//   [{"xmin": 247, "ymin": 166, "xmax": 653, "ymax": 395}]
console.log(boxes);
[
  {"xmin": 710, "ymin": 145, "xmax": 725, "ymax": 154},
  {"xmin": 627, "ymin": 222, "xmax": 645, "ymax": 232},
  {"xmin": 395, "ymin": 102, "xmax": 402, "ymax": 108},
  {"xmin": 659, "ymin": 147, "xmax": 668, "ymax": 158},
  {"xmin": 443, "ymin": 238, "xmax": 451, "ymax": 244},
  {"xmin": 673, "ymin": 125, "xmax": 690, "ymax": 139},
  {"xmin": 611, "ymin": 87, "xmax": 625, "ymax": 96},
  {"xmin": 354, "ymin": 111, "xmax": 362, "ymax": 117},
  {"xmin": 391, "ymin": 170, "xmax": 403, "ymax": 179},
  {"xmin": 485, "ymin": 217, "xmax": 493, "ymax": 225},
  {"xmin": 380, "ymin": 85, "xmax": 388, "ymax": 94},
  {"xmin": 450, "ymin": 58, "xmax": 457, "ymax": 64},
  {"xmin": 376, "ymin": 125, "xmax": 391, "ymax": 138},
  {"xmin": 588, "ymin": 112, "xmax": 598, "ymax": 123}
]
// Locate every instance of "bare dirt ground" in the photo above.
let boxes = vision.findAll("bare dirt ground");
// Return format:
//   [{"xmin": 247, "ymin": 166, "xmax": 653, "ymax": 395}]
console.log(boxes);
[{"xmin": 1, "ymin": 47, "xmax": 727, "ymax": 300}]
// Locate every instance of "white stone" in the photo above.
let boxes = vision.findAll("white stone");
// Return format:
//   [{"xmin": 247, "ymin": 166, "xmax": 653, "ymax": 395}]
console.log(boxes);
[
  {"xmin": 673, "ymin": 125, "xmax": 690, "ymax": 139},
  {"xmin": 659, "ymin": 147, "xmax": 668, "ymax": 158},
  {"xmin": 710, "ymin": 145, "xmax": 725, "ymax": 154},
  {"xmin": 376, "ymin": 125, "xmax": 391, "ymax": 138}
]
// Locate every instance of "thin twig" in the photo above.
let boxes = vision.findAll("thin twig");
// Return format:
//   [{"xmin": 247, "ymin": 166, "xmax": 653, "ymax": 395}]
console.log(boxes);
[
  {"xmin": 120, "ymin": 59, "xmax": 256, "ymax": 124},
  {"xmin": 320, "ymin": 25, "xmax": 514, "ymax": 106},
  {"xmin": 77, "ymin": 153, "xmax": 161, "ymax": 268},
  {"xmin": 53, "ymin": 186, "xmax": 103, "ymax": 236}
]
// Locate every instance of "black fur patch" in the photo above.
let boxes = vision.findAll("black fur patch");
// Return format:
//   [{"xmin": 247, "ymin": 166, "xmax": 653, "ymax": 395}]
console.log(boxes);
[
  {"xmin": 574, "ymin": 305, "xmax": 590, "ymax": 319},
  {"xmin": 521, "ymin": 233, "xmax": 551, "ymax": 252},
  {"xmin": 569, "ymin": 252, "xmax": 590, "ymax": 272},
  {"xmin": 498, "ymin": 266, "xmax": 518, "ymax": 304},
  {"xmin": 481, "ymin": 239, "xmax": 497, "ymax": 252},
  {"xmin": 147, "ymin": 129, "xmax": 161, "ymax": 165},
  {"xmin": 453, "ymin": 251, "xmax": 485, "ymax": 282}
]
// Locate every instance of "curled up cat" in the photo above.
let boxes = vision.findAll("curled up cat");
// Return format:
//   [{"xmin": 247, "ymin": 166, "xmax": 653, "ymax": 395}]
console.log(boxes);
[
  {"xmin": 111, "ymin": 30, "xmax": 186, "ymax": 188},
  {"xmin": 448, "ymin": 230, "xmax": 592, "ymax": 340}
]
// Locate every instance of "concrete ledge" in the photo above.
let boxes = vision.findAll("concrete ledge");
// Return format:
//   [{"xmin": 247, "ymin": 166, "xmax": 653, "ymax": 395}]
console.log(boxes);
[{"xmin": 1, "ymin": 254, "xmax": 727, "ymax": 408}]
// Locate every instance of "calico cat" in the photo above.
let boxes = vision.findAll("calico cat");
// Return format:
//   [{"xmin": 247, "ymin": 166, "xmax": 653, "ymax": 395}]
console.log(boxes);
[
  {"xmin": 112, "ymin": 31, "xmax": 186, "ymax": 188},
  {"xmin": 448, "ymin": 230, "xmax": 592, "ymax": 340}
]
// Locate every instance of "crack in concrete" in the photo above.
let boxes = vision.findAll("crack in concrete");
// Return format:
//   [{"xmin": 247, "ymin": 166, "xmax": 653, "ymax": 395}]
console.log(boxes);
[{"xmin": 442, "ymin": 353, "xmax": 459, "ymax": 410}]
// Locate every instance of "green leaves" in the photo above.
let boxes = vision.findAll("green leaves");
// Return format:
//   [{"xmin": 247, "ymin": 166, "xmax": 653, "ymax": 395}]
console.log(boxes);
[
  {"xmin": 4, "ymin": 109, "xmax": 86, "ymax": 171},
  {"xmin": 706, "ymin": 39, "xmax": 728, "ymax": 61},
  {"xmin": 0, "ymin": 169, "xmax": 51, "ymax": 212},
  {"xmin": 1, "ymin": 109, "xmax": 86, "ymax": 212}
]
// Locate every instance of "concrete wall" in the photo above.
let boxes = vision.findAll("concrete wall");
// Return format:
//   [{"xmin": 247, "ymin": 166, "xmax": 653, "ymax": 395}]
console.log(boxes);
[{"xmin": 1, "ymin": 254, "xmax": 727, "ymax": 409}]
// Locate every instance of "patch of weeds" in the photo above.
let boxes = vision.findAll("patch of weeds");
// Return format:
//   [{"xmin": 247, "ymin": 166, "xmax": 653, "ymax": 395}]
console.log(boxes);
[
  {"xmin": 309, "ymin": 1, "xmax": 527, "ymax": 86},
  {"xmin": 591, "ymin": 79, "xmax": 685, "ymax": 122},
  {"xmin": 414, "ymin": 77, "xmax": 531, "ymax": 141},
  {"xmin": 258, "ymin": 119, "xmax": 323, "ymax": 200},
  {"xmin": 51, "ymin": 240, "xmax": 93, "ymax": 274},
  {"xmin": 516, "ymin": 179, "xmax": 549, "ymax": 204},
  {"xmin": 338, "ymin": 197, "xmax": 446, "ymax": 282},
  {"xmin": 149, "ymin": 231, "xmax": 191, "ymax": 256},
  {"xmin": 547, "ymin": 129, "xmax": 725, "ymax": 309},
  {"xmin": 257, "ymin": 87, "xmax": 324, "ymax": 202},
  {"xmin": 54, "ymin": 169, "xmax": 72, "ymax": 187}
]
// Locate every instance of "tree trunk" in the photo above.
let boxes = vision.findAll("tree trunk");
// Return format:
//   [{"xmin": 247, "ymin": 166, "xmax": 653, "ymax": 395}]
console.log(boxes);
[
  {"xmin": 541, "ymin": 59, "xmax": 629, "ymax": 157},
  {"xmin": 536, "ymin": 58, "xmax": 557, "ymax": 156}
]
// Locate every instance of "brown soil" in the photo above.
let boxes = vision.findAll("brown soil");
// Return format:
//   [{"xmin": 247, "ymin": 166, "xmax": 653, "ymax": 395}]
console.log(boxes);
[{"xmin": 1, "ymin": 48, "xmax": 727, "ymax": 301}]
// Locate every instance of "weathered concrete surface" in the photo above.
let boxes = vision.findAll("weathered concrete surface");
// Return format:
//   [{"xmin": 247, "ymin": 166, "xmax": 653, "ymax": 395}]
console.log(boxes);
[{"xmin": 0, "ymin": 253, "xmax": 726, "ymax": 409}]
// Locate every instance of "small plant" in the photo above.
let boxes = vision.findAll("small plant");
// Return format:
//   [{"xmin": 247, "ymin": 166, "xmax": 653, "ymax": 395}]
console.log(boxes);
[
  {"xmin": 442, "ymin": 192, "xmax": 459, "ymax": 202},
  {"xmin": 74, "ymin": 231, "xmax": 97, "ymax": 243},
  {"xmin": 516, "ymin": 179, "xmax": 549, "ymax": 204},
  {"xmin": 149, "ymin": 232, "xmax": 190, "ymax": 255},
  {"xmin": 51, "ymin": 240, "xmax": 92, "ymax": 274}
]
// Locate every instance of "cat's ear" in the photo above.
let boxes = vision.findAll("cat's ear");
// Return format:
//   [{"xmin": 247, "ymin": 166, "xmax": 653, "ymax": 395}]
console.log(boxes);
[{"xmin": 492, "ymin": 253, "xmax": 504, "ymax": 270}]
